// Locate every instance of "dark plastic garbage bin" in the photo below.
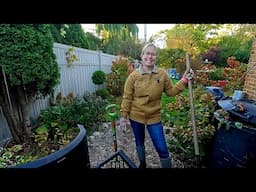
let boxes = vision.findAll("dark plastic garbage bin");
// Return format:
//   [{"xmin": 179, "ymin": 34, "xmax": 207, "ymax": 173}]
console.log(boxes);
[
  {"xmin": 208, "ymin": 116, "xmax": 256, "ymax": 168},
  {"xmin": 205, "ymin": 86, "xmax": 224, "ymax": 101},
  {"xmin": 207, "ymin": 99, "xmax": 256, "ymax": 168}
]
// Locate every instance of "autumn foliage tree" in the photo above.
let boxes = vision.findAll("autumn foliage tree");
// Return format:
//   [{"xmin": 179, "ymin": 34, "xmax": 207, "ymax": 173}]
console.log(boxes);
[
  {"xmin": 201, "ymin": 45, "xmax": 220, "ymax": 64},
  {"xmin": 222, "ymin": 56, "xmax": 247, "ymax": 91}
]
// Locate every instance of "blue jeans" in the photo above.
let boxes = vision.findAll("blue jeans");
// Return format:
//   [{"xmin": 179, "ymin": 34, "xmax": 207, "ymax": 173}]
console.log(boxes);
[{"xmin": 130, "ymin": 119, "xmax": 170, "ymax": 159}]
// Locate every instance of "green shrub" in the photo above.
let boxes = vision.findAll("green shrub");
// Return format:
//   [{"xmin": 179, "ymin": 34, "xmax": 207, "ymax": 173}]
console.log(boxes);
[
  {"xmin": 162, "ymin": 85, "xmax": 217, "ymax": 167},
  {"xmin": 96, "ymin": 88, "xmax": 109, "ymax": 99},
  {"xmin": 208, "ymin": 67, "xmax": 224, "ymax": 81},
  {"xmin": 39, "ymin": 92, "xmax": 108, "ymax": 135},
  {"xmin": 92, "ymin": 70, "xmax": 106, "ymax": 85}
]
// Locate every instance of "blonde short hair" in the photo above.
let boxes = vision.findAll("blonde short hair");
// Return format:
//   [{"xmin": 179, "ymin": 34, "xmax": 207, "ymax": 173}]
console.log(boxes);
[{"xmin": 141, "ymin": 43, "xmax": 157, "ymax": 57}]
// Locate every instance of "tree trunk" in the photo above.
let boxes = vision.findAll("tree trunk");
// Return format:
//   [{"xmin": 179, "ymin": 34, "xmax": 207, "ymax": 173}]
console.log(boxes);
[
  {"xmin": 16, "ymin": 85, "xmax": 32, "ymax": 143},
  {"xmin": 0, "ymin": 81, "xmax": 32, "ymax": 144},
  {"xmin": 0, "ymin": 87, "xmax": 22, "ymax": 144}
]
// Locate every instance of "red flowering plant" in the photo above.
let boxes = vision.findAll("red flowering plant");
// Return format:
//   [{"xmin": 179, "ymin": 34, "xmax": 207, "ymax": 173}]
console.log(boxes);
[{"xmin": 222, "ymin": 56, "xmax": 247, "ymax": 92}]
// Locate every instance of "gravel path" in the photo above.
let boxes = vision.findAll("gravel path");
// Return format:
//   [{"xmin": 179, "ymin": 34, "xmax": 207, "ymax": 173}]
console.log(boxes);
[{"xmin": 88, "ymin": 121, "xmax": 185, "ymax": 168}]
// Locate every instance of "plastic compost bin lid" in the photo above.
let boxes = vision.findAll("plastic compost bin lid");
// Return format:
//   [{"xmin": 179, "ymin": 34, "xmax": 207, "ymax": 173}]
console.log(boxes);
[{"xmin": 217, "ymin": 98, "xmax": 256, "ymax": 126}]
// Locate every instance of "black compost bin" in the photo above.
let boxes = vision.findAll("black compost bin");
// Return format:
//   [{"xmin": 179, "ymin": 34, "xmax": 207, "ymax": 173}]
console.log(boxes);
[
  {"xmin": 207, "ymin": 98, "xmax": 256, "ymax": 168},
  {"xmin": 12, "ymin": 124, "xmax": 90, "ymax": 168}
]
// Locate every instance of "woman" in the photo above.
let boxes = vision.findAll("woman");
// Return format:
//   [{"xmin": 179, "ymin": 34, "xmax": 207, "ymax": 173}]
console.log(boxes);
[{"xmin": 120, "ymin": 43, "xmax": 193, "ymax": 168}]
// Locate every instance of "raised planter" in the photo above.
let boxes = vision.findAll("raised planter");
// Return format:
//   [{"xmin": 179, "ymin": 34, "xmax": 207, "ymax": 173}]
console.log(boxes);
[{"xmin": 11, "ymin": 124, "xmax": 90, "ymax": 168}]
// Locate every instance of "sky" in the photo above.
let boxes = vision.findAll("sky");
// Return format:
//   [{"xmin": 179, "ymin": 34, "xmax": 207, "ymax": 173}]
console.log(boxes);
[
  {"xmin": 137, "ymin": 24, "xmax": 174, "ymax": 41},
  {"xmin": 82, "ymin": 24, "xmax": 174, "ymax": 41}
]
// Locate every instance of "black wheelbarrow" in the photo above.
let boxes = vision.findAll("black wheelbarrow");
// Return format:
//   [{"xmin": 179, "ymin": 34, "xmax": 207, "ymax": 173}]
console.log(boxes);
[{"xmin": 96, "ymin": 104, "xmax": 137, "ymax": 168}]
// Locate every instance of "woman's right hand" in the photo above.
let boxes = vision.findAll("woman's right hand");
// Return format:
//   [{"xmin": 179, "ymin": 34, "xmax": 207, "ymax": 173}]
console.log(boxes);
[
  {"xmin": 119, "ymin": 117, "xmax": 128, "ymax": 127},
  {"xmin": 181, "ymin": 68, "xmax": 194, "ymax": 84}
]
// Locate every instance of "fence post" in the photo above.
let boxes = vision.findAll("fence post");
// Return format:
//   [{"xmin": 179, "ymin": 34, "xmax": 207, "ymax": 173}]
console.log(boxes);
[{"xmin": 98, "ymin": 50, "xmax": 102, "ymax": 70}]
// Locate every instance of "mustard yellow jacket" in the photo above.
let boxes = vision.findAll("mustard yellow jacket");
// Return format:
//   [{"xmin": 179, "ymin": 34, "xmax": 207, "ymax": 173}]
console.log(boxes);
[{"xmin": 120, "ymin": 66, "xmax": 186, "ymax": 125}]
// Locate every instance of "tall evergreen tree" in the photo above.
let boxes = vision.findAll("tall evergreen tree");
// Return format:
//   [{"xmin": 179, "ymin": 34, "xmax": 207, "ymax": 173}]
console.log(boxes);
[
  {"xmin": 0, "ymin": 24, "xmax": 60, "ymax": 143},
  {"xmin": 95, "ymin": 24, "xmax": 139, "ymax": 55}
]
